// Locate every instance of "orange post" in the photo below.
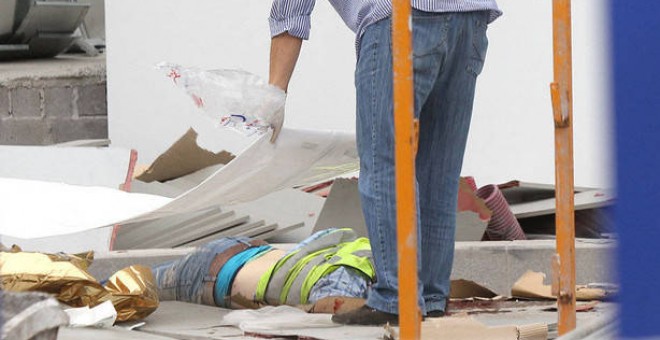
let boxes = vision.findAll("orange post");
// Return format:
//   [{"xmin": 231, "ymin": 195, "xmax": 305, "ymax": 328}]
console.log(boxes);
[
  {"xmin": 391, "ymin": 0, "xmax": 421, "ymax": 339},
  {"xmin": 550, "ymin": 0, "xmax": 577, "ymax": 334}
]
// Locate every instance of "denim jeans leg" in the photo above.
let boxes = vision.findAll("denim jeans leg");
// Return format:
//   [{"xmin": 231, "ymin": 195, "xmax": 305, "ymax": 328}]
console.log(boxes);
[
  {"xmin": 356, "ymin": 17, "xmax": 421, "ymax": 315},
  {"xmin": 356, "ymin": 11, "xmax": 489, "ymax": 315},
  {"xmin": 416, "ymin": 11, "xmax": 489, "ymax": 313}
]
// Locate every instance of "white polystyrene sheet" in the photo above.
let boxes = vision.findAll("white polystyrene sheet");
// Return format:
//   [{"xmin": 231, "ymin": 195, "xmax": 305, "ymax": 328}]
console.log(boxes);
[
  {"xmin": 0, "ymin": 178, "xmax": 171, "ymax": 239},
  {"xmin": 120, "ymin": 127, "xmax": 359, "ymax": 225},
  {"xmin": 0, "ymin": 146, "xmax": 133, "ymax": 189},
  {"xmin": 0, "ymin": 128, "xmax": 357, "ymax": 241}
]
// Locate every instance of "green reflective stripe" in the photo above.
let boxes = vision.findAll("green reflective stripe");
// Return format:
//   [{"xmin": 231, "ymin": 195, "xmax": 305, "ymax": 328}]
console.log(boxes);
[
  {"xmin": 279, "ymin": 247, "xmax": 337, "ymax": 304},
  {"xmin": 299, "ymin": 238, "xmax": 375, "ymax": 304},
  {"xmin": 264, "ymin": 228, "xmax": 357, "ymax": 305},
  {"xmin": 255, "ymin": 251, "xmax": 296, "ymax": 302},
  {"xmin": 285, "ymin": 248, "xmax": 342, "ymax": 305}
]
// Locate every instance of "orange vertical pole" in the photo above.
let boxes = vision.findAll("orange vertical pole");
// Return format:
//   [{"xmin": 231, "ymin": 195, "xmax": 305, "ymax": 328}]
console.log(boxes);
[
  {"xmin": 550, "ymin": 0, "xmax": 577, "ymax": 334},
  {"xmin": 391, "ymin": 0, "xmax": 421, "ymax": 339}
]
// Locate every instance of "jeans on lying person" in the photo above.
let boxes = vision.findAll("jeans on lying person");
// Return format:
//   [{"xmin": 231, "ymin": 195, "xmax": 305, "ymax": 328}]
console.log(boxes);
[
  {"xmin": 152, "ymin": 237, "xmax": 252, "ymax": 303},
  {"xmin": 355, "ymin": 10, "xmax": 489, "ymax": 315}
]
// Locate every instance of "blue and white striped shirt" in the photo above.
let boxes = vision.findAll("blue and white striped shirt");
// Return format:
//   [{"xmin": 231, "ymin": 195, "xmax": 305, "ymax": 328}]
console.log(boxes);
[{"xmin": 269, "ymin": 0, "xmax": 502, "ymax": 51}]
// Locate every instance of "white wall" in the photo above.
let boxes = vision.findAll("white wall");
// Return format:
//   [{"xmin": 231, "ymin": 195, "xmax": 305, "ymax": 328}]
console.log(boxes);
[{"xmin": 106, "ymin": 0, "xmax": 612, "ymax": 188}]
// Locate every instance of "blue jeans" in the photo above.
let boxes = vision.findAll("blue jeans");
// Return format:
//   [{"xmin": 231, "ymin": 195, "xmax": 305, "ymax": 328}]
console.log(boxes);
[{"xmin": 356, "ymin": 10, "xmax": 489, "ymax": 315}]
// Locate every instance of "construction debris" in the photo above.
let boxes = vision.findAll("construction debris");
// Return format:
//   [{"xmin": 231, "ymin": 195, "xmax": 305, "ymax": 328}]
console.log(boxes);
[
  {"xmin": 0, "ymin": 249, "xmax": 159, "ymax": 322},
  {"xmin": 134, "ymin": 128, "xmax": 234, "ymax": 183},
  {"xmin": 421, "ymin": 316, "xmax": 548, "ymax": 340},
  {"xmin": 1, "ymin": 291, "xmax": 69, "ymax": 340},
  {"xmin": 511, "ymin": 271, "xmax": 610, "ymax": 301}
]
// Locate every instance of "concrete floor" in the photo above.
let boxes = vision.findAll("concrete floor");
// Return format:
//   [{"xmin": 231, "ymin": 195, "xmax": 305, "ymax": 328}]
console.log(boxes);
[{"xmin": 57, "ymin": 300, "xmax": 616, "ymax": 340}]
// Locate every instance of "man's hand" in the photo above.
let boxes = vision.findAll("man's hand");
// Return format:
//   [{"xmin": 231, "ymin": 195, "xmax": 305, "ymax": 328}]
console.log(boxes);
[
  {"xmin": 269, "ymin": 106, "xmax": 285, "ymax": 143},
  {"xmin": 268, "ymin": 33, "xmax": 302, "ymax": 143}
]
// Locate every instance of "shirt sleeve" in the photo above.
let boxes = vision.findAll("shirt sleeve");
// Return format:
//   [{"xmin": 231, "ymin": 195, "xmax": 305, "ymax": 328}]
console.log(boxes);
[{"xmin": 269, "ymin": 0, "xmax": 316, "ymax": 40}]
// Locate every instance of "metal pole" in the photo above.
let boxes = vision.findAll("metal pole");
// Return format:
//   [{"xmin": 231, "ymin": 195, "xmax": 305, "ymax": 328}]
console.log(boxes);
[
  {"xmin": 391, "ymin": 0, "xmax": 421, "ymax": 339},
  {"xmin": 550, "ymin": 0, "xmax": 577, "ymax": 334}
]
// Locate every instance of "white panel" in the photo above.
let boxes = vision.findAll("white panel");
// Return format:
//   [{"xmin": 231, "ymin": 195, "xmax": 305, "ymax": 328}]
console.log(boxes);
[{"xmin": 0, "ymin": 146, "xmax": 132, "ymax": 188}]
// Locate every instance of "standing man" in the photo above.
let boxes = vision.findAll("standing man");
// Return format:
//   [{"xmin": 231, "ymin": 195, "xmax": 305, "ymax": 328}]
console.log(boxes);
[{"xmin": 268, "ymin": 1, "xmax": 501, "ymax": 325}]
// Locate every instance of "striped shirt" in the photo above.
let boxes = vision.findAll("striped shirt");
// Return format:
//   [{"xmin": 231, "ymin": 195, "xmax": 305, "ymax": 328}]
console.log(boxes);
[{"xmin": 269, "ymin": 0, "xmax": 502, "ymax": 52}]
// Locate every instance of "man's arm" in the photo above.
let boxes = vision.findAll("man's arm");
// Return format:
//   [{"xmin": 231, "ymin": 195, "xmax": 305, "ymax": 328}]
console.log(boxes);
[
  {"xmin": 269, "ymin": 33, "xmax": 302, "ymax": 92},
  {"xmin": 267, "ymin": 0, "xmax": 314, "ymax": 141},
  {"xmin": 268, "ymin": 33, "xmax": 302, "ymax": 142}
]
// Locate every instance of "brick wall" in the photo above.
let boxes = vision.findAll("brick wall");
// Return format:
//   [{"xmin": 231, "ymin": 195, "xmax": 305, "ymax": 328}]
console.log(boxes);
[{"xmin": 0, "ymin": 59, "xmax": 108, "ymax": 145}]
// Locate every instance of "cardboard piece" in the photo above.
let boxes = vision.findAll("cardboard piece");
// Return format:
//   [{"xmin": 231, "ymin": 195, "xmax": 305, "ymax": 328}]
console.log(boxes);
[
  {"xmin": 511, "ymin": 271, "xmax": 608, "ymax": 301},
  {"xmin": 135, "ymin": 128, "xmax": 235, "ymax": 183},
  {"xmin": 450, "ymin": 279, "xmax": 498, "ymax": 299},
  {"xmin": 421, "ymin": 316, "xmax": 547, "ymax": 340}
]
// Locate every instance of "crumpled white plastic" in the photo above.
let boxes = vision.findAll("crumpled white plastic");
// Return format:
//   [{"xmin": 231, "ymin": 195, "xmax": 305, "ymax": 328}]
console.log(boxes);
[
  {"xmin": 64, "ymin": 301, "xmax": 117, "ymax": 328},
  {"xmin": 157, "ymin": 62, "xmax": 286, "ymax": 137},
  {"xmin": 221, "ymin": 306, "xmax": 338, "ymax": 332}
]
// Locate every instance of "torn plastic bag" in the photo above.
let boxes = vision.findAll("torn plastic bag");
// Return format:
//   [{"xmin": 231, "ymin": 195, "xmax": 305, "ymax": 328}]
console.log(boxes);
[{"xmin": 158, "ymin": 62, "xmax": 286, "ymax": 137}]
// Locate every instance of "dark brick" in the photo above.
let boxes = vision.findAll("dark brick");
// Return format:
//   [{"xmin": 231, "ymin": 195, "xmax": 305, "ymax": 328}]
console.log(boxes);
[
  {"xmin": 76, "ymin": 84, "xmax": 107, "ymax": 116},
  {"xmin": 0, "ymin": 118, "xmax": 51, "ymax": 145},
  {"xmin": 0, "ymin": 87, "xmax": 9, "ymax": 118},
  {"xmin": 11, "ymin": 87, "xmax": 43, "ymax": 118},
  {"xmin": 48, "ymin": 117, "xmax": 108, "ymax": 143},
  {"xmin": 43, "ymin": 86, "xmax": 74, "ymax": 118}
]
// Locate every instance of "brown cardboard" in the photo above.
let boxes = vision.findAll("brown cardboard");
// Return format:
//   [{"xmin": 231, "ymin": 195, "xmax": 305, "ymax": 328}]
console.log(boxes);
[
  {"xmin": 136, "ymin": 128, "xmax": 235, "ymax": 183},
  {"xmin": 511, "ymin": 270, "xmax": 607, "ymax": 301},
  {"xmin": 450, "ymin": 279, "xmax": 498, "ymax": 299},
  {"xmin": 422, "ymin": 316, "xmax": 547, "ymax": 340}
]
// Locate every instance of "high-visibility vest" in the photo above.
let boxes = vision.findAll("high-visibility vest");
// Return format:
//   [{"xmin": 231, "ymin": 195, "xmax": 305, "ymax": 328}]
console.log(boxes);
[{"xmin": 255, "ymin": 228, "xmax": 375, "ymax": 306}]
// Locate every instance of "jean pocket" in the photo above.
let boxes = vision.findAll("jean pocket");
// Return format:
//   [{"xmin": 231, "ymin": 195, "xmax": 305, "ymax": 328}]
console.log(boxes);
[
  {"xmin": 412, "ymin": 15, "xmax": 451, "ymax": 58},
  {"xmin": 466, "ymin": 15, "xmax": 489, "ymax": 77}
]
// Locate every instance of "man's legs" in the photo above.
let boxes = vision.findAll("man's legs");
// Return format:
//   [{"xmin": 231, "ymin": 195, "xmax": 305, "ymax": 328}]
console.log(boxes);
[
  {"xmin": 352, "ymin": 17, "xmax": 414, "ymax": 316},
  {"xmin": 335, "ymin": 10, "xmax": 489, "ymax": 324},
  {"xmin": 416, "ymin": 11, "xmax": 489, "ymax": 314}
]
